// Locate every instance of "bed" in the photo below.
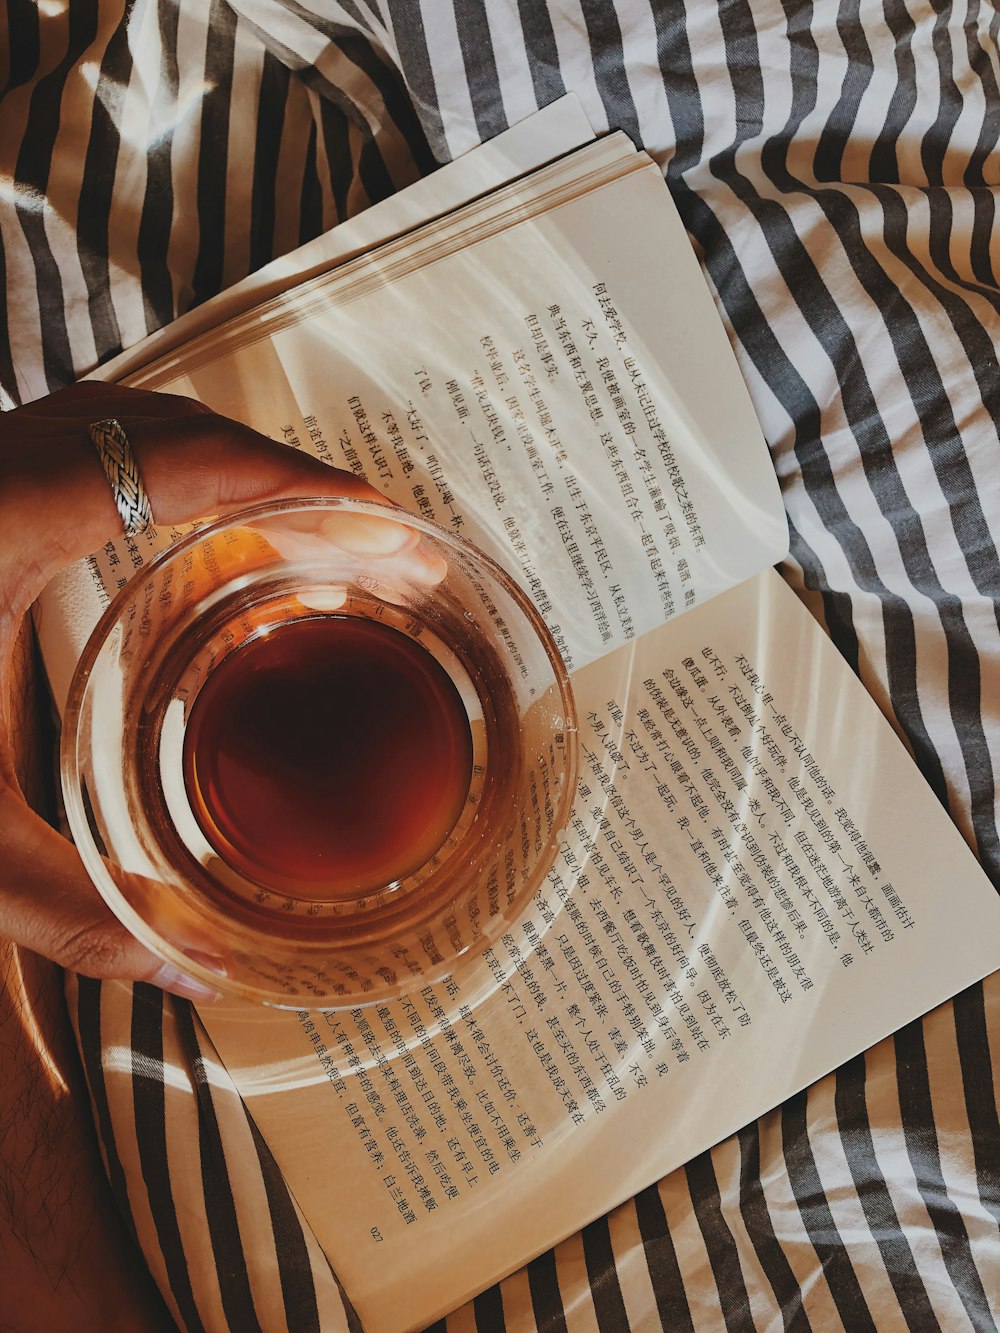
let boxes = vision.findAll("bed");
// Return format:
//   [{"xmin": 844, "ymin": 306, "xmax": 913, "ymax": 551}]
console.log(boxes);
[{"xmin": 2, "ymin": 1, "xmax": 998, "ymax": 1327}]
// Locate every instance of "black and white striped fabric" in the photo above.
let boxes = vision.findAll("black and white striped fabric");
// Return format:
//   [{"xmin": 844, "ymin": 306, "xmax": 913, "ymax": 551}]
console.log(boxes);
[{"xmin": 4, "ymin": 1, "xmax": 999, "ymax": 1328}]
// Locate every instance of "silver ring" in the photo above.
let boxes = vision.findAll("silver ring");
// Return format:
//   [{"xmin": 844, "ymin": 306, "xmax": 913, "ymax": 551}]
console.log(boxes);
[{"xmin": 88, "ymin": 418, "xmax": 155, "ymax": 537}]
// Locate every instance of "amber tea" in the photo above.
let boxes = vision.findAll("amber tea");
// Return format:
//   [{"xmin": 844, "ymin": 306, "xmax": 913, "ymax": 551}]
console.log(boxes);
[{"xmin": 182, "ymin": 615, "xmax": 475, "ymax": 897}]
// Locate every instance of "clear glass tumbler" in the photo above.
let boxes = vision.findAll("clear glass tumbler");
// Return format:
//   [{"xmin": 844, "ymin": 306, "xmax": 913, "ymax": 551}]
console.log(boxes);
[{"xmin": 62, "ymin": 498, "xmax": 577, "ymax": 1008}]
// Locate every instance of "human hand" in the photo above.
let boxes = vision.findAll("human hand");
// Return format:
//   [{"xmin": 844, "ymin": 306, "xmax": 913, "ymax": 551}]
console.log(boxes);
[{"xmin": 1, "ymin": 381, "xmax": 438, "ymax": 999}]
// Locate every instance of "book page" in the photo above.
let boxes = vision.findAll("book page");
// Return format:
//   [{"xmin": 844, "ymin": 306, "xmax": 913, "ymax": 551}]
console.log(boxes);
[
  {"xmin": 200, "ymin": 569, "xmax": 1000, "ymax": 1331},
  {"xmin": 126, "ymin": 156, "xmax": 788, "ymax": 672}
]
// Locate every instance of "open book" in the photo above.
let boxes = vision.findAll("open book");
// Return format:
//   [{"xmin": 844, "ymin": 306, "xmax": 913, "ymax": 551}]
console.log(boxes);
[{"xmin": 36, "ymin": 100, "xmax": 1000, "ymax": 1332}]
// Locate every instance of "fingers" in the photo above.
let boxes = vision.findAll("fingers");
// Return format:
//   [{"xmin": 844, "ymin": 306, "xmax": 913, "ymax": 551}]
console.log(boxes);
[
  {"xmin": 128, "ymin": 410, "xmax": 380, "ymax": 522},
  {"xmin": 318, "ymin": 512, "xmax": 447, "ymax": 584},
  {"xmin": 258, "ymin": 510, "xmax": 448, "ymax": 588},
  {"xmin": 0, "ymin": 786, "xmax": 222, "ymax": 1001},
  {"xmin": 2, "ymin": 383, "xmax": 384, "ymax": 605}
]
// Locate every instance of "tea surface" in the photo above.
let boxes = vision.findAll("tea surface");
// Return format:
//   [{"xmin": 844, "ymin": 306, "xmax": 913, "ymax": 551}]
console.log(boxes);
[{"xmin": 182, "ymin": 615, "xmax": 474, "ymax": 896}]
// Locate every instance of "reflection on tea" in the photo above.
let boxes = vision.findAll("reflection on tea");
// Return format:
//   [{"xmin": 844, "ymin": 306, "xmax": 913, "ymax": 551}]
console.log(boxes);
[{"xmin": 182, "ymin": 615, "xmax": 474, "ymax": 897}]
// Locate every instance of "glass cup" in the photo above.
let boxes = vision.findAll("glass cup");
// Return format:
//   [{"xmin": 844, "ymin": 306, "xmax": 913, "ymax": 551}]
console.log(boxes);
[{"xmin": 62, "ymin": 498, "xmax": 577, "ymax": 1009}]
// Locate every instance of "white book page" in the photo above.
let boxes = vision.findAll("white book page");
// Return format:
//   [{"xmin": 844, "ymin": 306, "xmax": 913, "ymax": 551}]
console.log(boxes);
[
  {"xmin": 200, "ymin": 569, "xmax": 1000, "ymax": 1331},
  {"xmin": 116, "ymin": 158, "xmax": 788, "ymax": 674}
]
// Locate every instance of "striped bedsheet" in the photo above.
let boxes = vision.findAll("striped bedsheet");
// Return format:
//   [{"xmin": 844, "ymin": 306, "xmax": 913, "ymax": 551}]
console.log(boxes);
[{"xmin": 3, "ymin": 1, "xmax": 998, "ymax": 1328}]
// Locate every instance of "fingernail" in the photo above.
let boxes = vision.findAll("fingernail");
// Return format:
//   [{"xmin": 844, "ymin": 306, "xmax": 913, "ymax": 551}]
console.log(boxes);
[
  {"xmin": 151, "ymin": 962, "xmax": 224, "ymax": 1003},
  {"xmin": 321, "ymin": 513, "xmax": 416, "ymax": 555},
  {"xmin": 296, "ymin": 586, "xmax": 348, "ymax": 612},
  {"xmin": 416, "ymin": 550, "xmax": 448, "ymax": 585}
]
